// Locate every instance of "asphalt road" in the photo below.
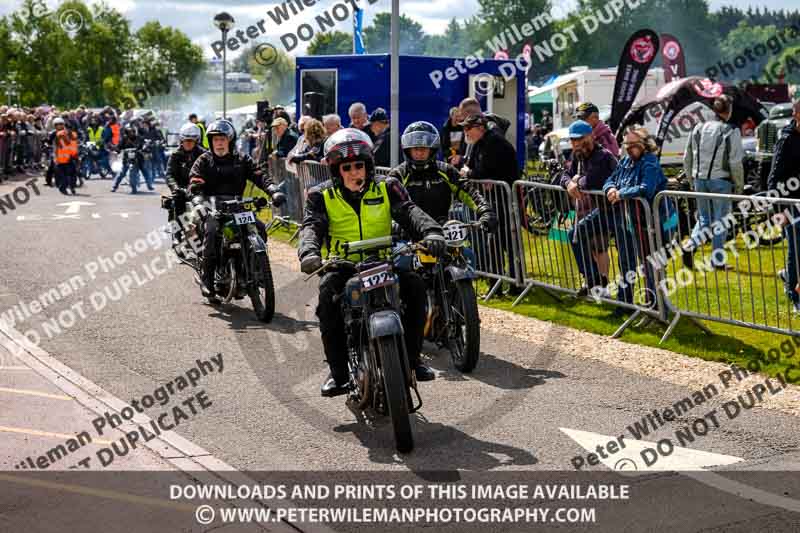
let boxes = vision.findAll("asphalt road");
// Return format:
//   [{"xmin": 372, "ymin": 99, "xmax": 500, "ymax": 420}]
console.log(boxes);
[{"xmin": 2, "ymin": 175, "xmax": 800, "ymax": 532}]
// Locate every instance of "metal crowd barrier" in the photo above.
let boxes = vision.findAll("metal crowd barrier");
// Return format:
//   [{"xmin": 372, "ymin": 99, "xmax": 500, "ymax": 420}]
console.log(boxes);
[
  {"xmin": 449, "ymin": 179, "xmax": 524, "ymax": 299},
  {"xmin": 653, "ymin": 190, "xmax": 800, "ymax": 342},
  {"xmin": 513, "ymin": 181, "xmax": 664, "ymax": 336}
]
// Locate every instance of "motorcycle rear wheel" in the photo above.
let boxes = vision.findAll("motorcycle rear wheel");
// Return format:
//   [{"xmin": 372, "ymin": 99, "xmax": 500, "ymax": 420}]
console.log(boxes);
[{"xmin": 377, "ymin": 337, "xmax": 414, "ymax": 453}]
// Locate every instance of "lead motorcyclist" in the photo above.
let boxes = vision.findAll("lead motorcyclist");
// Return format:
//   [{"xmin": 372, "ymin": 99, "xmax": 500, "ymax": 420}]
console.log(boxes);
[
  {"xmin": 298, "ymin": 128, "xmax": 446, "ymax": 397},
  {"xmin": 389, "ymin": 121, "xmax": 497, "ymax": 233},
  {"xmin": 189, "ymin": 119, "xmax": 279, "ymax": 304},
  {"xmin": 166, "ymin": 123, "xmax": 207, "ymax": 248}
]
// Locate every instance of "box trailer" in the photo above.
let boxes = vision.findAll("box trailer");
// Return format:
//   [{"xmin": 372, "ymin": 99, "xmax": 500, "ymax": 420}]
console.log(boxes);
[{"xmin": 295, "ymin": 54, "xmax": 527, "ymax": 169}]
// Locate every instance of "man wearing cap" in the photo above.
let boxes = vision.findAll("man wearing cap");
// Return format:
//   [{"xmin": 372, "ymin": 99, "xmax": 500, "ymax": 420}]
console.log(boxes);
[
  {"xmin": 460, "ymin": 113, "xmax": 521, "ymax": 295},
  {"xmin": 574, "ymin": 102, "xmax": 620, "ymax": 157},
  {"xmin": 367, "ymin": 108, "xmax": 391, "ymax": 167},
  {"xmin": 560, "ymin": 120, "xmax": 618, "ymax": 297},
  {"xmin": 271, "ymin": 117, "xmax": 299, "ymax": 159}
]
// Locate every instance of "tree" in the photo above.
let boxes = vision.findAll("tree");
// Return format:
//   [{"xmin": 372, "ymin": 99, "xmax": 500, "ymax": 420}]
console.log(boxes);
[
  {"xmin": 0, "ymin": 0, "xmax": 204, "ymax": 108},
  {"xmin": 308, "ymin": 31, "xmax": 353, "ymax": 55},
  {"xmin": 765, "ymin": 45, "xmax": 800, "ymax": 85},
  {"xmin": 424, "ymin": 18, "xmax": 480, "ymax": 57},
  {"xmin": 474, "ymin": 0, "xmax": 553, "ymax": 61},
  {"xmin": 553, "ymin": 0, "xmax": 719, "ymax": 76},
  {"xmin": 717, "ymin": 22, "xmax": 779, "ymax": 82},
  {"xmin": 363, "ymin": 13, "xmax": 428, "ymax": 55},
  {"xmin": 241, "ymin": 43, "xmax": 295, "ymax": 106}
]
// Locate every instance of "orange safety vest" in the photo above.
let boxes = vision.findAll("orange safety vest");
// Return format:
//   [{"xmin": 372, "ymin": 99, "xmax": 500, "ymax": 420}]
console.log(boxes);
[
  {"xmin": 110, "ymin": 123, "xmax": 121, "ymax": 146},
  {"xmin": 55, "ymin": 133, "xmax": 78, "ymax": 164}
]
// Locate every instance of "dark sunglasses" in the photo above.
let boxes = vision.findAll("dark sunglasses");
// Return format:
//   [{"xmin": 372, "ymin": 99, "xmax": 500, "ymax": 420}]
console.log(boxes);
[{"xmin": 340, "ymin": 161, "xmax": 365, "ymax": 172}]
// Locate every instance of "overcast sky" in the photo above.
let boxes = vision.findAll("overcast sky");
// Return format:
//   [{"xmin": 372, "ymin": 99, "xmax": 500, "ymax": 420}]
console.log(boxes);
[{"xmin": 3, "ymin": 0, "xmax": 797, "ymax": 59}]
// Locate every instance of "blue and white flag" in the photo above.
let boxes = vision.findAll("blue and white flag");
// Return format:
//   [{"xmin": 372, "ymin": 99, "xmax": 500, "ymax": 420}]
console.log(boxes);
[{"xmin": 353, "ymin": 8, "xmax": 365, "ymax": 54}]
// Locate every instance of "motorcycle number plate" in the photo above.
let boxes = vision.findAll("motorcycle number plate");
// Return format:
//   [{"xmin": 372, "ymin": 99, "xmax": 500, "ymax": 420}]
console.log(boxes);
[
  {"xmin": 359, "ymin": 264, "xmax": 393, "ymax": 291},
  {"xmin": 444, "ymin": 224, "xmax": 468, "ymax": 244},
  {"xmin": 234, "ymin": 211, "xmax": 256, "ymax": 225}
]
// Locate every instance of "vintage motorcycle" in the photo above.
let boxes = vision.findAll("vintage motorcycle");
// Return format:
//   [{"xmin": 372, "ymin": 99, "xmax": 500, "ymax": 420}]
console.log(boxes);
[
  {"xmin": 165, "ymin": 193, "xmax": 281, "ymax": 322},
  {"xmin": 308, "ymin": 236, "xmax": 423, "ymax": 453},
  {"xmin": 414, "ymin": 220, "xmax": 482, "ymax": 373}
]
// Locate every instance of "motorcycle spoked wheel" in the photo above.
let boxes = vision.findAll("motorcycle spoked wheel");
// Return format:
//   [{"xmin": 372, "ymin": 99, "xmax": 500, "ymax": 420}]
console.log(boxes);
[
  {"xmin": 248, "ymin": 251, "xmax": 275, "ymax": 322},
  {"xmin": 447, "ymin": 280, "xmax": 480, "ymax": 373},
  {"xmin": 376, "ymin": 337, "xmax": 414, "ymax": 453},
  {"xmin": 346, "ymin": 352, "xmax": 371, "ymax": 411},
  {"xmin": 217, "ymin": 258, "xmax": 237, "ymax": 304}
]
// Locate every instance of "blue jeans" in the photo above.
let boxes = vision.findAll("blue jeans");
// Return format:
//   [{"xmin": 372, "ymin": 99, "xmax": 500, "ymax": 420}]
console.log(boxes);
[
  {"xmin": 691, "ymin": 178, "xmax": 733, "ymax": 267},
  {"xmin": 784, "ymin": 217, "xmax": 800, "ymax": 304},
  {"xmin": 113, "ymin": 161, "xmax": 141, "ymax": 193}
]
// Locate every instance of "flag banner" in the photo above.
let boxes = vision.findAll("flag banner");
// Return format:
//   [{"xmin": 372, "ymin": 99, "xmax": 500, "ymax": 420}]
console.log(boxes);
[
  {"xmin": 661, "ymin": 33, "xmax": 686, "ymax": 83},
  {"xmin": 609, "ymin": 29, "xmax": 660, "ymax": 134}
]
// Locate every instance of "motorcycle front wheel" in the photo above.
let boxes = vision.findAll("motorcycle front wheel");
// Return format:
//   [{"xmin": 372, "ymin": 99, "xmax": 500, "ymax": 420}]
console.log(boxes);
[
  {"xmin": 377, "ymin": 337, "xmax": 414, "ymax": 453},
  {"xmin": 248, "ymin": 250, "xmax": 275, "ymax": 322},
  {"xmin": 449, "ymin": 280, "xmax": 480, "ymax": 373}
]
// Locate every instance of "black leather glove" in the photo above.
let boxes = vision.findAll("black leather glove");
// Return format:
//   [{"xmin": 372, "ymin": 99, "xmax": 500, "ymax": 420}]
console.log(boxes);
[
  {"xmin": 479, "ymin": 212, "xmax": 498, "ymax": 233},
  {"xmin": 422, "ymin": 234, "xmax": 447, "ymax": 257},
  {"xmin": 301, "ymin": 254, "xmax": 323, "ymax": 275}
]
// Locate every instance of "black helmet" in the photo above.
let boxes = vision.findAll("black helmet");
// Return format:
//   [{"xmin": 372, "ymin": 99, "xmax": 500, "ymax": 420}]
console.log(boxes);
[
  {"xmin": 401, "ymin": 121, "xmax": 440, "ymax": 170},
  {"xmin": 206, "ymin": 119, "xmax": 236, "ymax": 149},
  {"xmin": 323, "ymin": 128, "xmax": 375, "ymax": 184}
]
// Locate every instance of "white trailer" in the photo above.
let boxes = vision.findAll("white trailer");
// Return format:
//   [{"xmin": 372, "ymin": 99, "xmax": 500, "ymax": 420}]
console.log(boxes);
[{"xmin": 532, "ymin": 67, "xmax": 709, "ymax": 165}]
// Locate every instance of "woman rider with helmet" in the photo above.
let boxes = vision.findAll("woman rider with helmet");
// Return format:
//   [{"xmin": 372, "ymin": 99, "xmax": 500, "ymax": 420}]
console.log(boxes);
[
  {"xmin": 189, "ymin": 119, "xmax": 283, "ymax": 303},
  {"xmin": 165, "ymin": 123, "xmax": 207, "ymax": 247},
  {"xmin": 389, "ymin": 121, "xmax": 497, "ymax": 232},
  {"xmin": 298, "ymin": 128, "xmax": 446, "ymax": 397}
]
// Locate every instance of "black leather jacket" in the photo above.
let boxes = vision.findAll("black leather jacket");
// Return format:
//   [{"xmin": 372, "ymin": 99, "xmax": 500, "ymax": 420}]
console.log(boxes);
[
  {"xmin": 166, "ymin": 145, "xmax": 206, "ymax": 191},
  {"xmin": 388, "ymin": 160, "xmax": 494, "ymax": 224},
  {"xmin": 189, "ymin": 150, "xmax": 269, "ymax": 197}
]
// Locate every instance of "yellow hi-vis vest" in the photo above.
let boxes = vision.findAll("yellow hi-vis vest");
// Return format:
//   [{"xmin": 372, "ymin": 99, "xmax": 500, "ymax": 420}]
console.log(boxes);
[
  {"xmin": 87, "ymin": 126, "xmax": 103, "ymax": 145},
  {"xmin": 322, "ymin": 180, "xmax": 392, "ymax": 260}
]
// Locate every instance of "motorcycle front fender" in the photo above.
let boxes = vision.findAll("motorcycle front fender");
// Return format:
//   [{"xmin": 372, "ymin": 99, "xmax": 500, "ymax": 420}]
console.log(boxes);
[
  {"xmin": 367, "ymin": 310, "xmax": 404, "ymax": 339},
  {"xmin": 446, "ymin": 264, "xmax": 477, "ymax": 281},
  {"xmin": 248, "ymin": 232, "xmax": 267, "ymax": 254}
]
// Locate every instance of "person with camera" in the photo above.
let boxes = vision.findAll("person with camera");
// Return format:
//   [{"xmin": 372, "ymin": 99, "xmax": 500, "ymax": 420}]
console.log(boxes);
[
  {"xmin": 189, "ymin": 120, "xmax": 282, "ymax": 304},
  {"xmin": 298, "ymin": 128, "xmax": 445, "ymax": 396}
]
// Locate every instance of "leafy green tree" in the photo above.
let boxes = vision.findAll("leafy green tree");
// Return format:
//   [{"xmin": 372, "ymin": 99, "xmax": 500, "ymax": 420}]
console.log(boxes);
[
  {"xmin": 425, "ymin": 18, "xmax": 481, "ymax": 57},
  {"xmin": 308, "ymin": 31, "xmax": 353, "ymax": 55},
  {"xmin": 765, "ymin": 45, "xmax": 800, "ymax": 84},
  {"xmin": 717, "ymin": 22, "xmax": 779, "ymax": 82},
  {"xmin": 363, "ymin": 13, "xmax": 428, "ymax": 55}
]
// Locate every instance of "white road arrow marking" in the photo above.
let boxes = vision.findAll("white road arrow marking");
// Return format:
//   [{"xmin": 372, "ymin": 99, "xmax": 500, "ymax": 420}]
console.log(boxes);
[
  {"xmin": 51, "ymin": 214, "xmax": 80, "ymax": 220},
  {"xmin": 562, "ymin": 427, "xmax": 800, "ymax": 514},
  {"xmin": 56, "ymin": 201, "xmax": 95, "ymax": 214},
  {"xmin": 560, "ymin": 427, "xmax": 743, "ymax": 472},
  {"xmin": 91, "ymin": 213, "xmax": 101, "ymax": 219}
]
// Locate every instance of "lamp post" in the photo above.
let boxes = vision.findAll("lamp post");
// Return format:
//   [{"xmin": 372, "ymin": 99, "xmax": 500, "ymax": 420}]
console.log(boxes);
[{"xmin": 213, "ymin": 12, "xmax": 235, "ymax": 120}]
